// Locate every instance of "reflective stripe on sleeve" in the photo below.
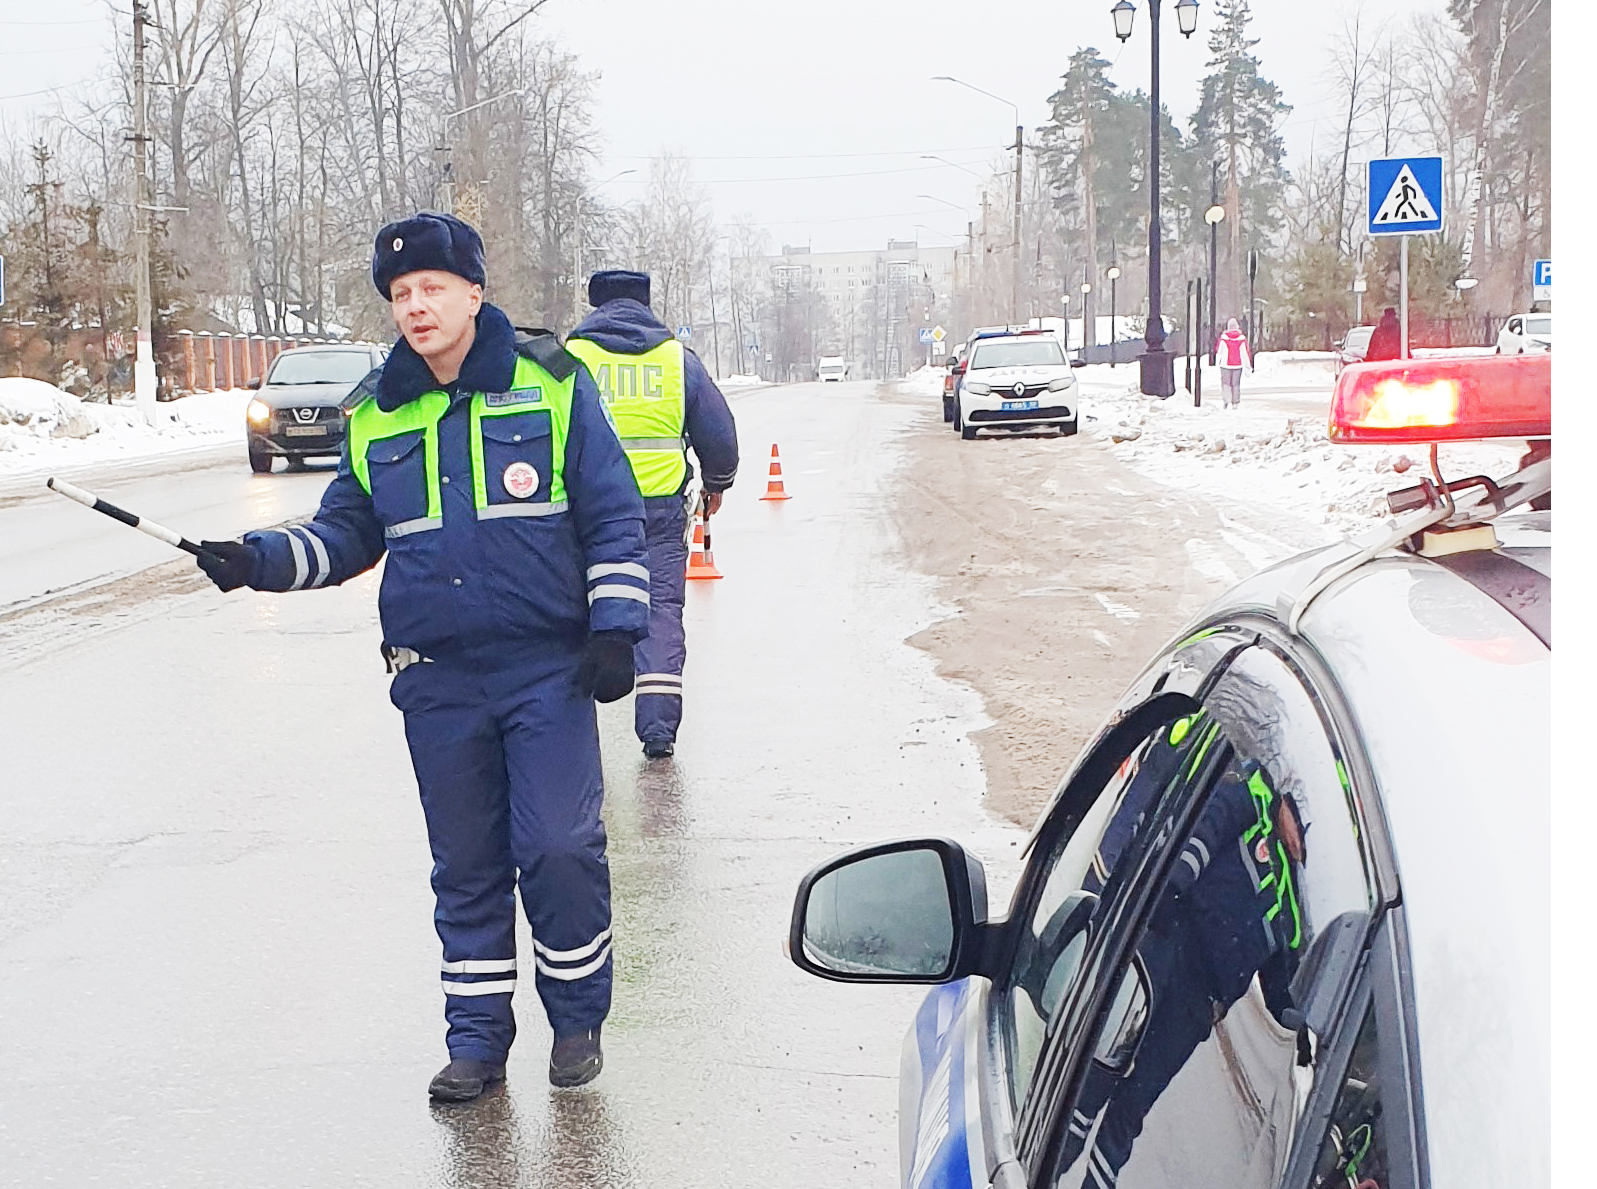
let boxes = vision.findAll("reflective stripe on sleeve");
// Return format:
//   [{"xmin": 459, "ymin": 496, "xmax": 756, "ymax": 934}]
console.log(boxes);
[
  {"xmin": 292, "ymin": 525, "xmax": 331, "ymax": 587},
  {"xmin": 636, "ymin": 673, "xmax": 682, "ymax": 685},
  {"xmin": 282, "ymin": 527, "xmax": 309, "ymax": 590},
  {"xmin": 440, "ymin": 958, "xmax": 517, "ymax": 975},
  {"xmin": 1180, "ymin": 851, "xmax": 1202, "ymax": 880},
  {"xmin": 588, "ymin": 584, "xmax": 649, "ymax": 605},
  {"xmin": 385, "ymin": 516, "xmax": 442, "ymax": 539},
  {"xmin": 587, "ymin": 562, "xmax": 650, "ymax": 582},
  {"xmin": 441, "ymin": 978, "xmax": 517, "ymax": 996},
  {"xmin": 476, "ymin": 501, "xmax": 570, "ymax": 520}
]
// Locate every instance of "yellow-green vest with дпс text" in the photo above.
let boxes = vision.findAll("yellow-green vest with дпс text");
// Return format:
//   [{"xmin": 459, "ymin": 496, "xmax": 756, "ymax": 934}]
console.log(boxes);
[
  {"xmin": 565, "ymin": 337, "xmax": 687, "ymax": 497},
  {"xmin": 347, "ymin": 355, "xmax": 574, "ymax": 533}
]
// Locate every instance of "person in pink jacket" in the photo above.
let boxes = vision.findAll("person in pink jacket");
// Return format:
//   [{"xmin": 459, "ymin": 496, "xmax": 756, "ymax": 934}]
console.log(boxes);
[{"xmin": 1214, "ymin": 317, "xmax": 1253, "ymax": 408}]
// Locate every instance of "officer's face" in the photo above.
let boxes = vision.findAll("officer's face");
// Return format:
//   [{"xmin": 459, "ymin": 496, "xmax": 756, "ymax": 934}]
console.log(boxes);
[{"xmin": 389, "ymin": 270, "xmax": 483, "ymax": 360}]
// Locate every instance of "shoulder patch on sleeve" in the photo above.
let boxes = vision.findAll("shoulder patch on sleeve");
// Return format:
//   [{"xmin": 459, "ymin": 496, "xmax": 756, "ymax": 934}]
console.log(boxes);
[{"xmin": 513, "ymin": 326, "xmax": 580, "ymax": 381}]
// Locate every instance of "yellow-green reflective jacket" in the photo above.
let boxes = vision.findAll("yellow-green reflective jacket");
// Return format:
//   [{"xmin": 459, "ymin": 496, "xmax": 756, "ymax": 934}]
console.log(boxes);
[{"xmin": 565, "ymin": 337, "xmax": 687, "ymax": 497}]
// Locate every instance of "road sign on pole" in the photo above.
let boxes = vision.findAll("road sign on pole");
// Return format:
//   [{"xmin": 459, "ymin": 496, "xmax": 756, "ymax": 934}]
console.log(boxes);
[
  {"xmin": 917, "ymin": 328, "xmax": 934, "ymax": 344},
  {"xmin": 676, "ymin": 325, "xmax": 692, "ymax": 341},
  {"xmin": 1533, "ymin": 259, "xmax": 1551, "ymax": 303},
  {"xmin": 1367, "ymin": 157, "xmax": 1444, "ymax": 236},
  {"xmin": 931, "ymin": 325, "xmax": 946, "ymax": 342}
]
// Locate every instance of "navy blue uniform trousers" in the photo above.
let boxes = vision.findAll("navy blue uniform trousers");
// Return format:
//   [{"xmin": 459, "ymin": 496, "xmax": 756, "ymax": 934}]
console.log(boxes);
[
  {"xmin": 389, "ymin": 642, "xmax": 612, "ymax": 1063},
  {"xmin": 633, "ymin": 497, "xmax": 689, "ymax": 745}
]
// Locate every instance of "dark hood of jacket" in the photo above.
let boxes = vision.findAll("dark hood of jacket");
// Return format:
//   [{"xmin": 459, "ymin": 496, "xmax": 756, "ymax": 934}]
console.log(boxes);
[
  {"xmin": 377, "ymin": 302, "xmax": 517, "ymax": 411},
  {"xmin": 569, "ymin": 298, "xmax": 676, "ymax": 354}
]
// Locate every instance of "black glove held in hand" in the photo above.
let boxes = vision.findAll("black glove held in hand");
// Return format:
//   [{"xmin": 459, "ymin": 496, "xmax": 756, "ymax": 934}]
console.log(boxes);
[
  {"xmin": 576, "ymin": 631, "xmax": 635, "ymax": 703},
  {"xmin": 197, "ymin": 539, "xmax": 260, "ymax": 592}
]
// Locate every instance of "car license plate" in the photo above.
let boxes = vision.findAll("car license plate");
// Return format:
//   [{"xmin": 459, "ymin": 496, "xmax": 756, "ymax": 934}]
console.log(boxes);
[
  {"xmin": 1002, "ymin": 400, "xmax": 1039, "ymax": 411},
  {"xmin": 285, "ymin": 425, "xmax": 326, "ymax": 436}
]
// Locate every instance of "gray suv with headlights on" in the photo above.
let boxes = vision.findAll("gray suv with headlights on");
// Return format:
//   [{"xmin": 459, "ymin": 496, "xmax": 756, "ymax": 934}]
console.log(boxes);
[{"xmin": 245, "ymin": 343, "xmax": 387, "ymax": 473}]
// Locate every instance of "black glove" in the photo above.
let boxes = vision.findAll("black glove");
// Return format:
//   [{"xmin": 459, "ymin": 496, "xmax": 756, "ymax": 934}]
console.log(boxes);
[
  {"xmin": 196, "ymin": 539, "xmax": 261, "ymax": 592},
  {"xmin": 576, "ymin": 631, "xmax": 635, "ymax": 703}
]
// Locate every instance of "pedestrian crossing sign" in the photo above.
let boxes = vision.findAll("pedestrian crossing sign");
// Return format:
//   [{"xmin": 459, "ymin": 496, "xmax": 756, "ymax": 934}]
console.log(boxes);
[{"xmin": 1367, "ymin": 156, "xmax": 1444, "ymax": 236}]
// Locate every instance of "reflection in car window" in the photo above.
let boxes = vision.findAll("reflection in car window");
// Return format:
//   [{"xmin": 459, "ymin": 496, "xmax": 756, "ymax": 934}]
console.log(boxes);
[
  {"xmin": 1309, "ymin": 1000, "xmax": 1390, "ymax": 1189},
  {"xmin": 1005, "ymin": 713, "xmax": 1221, "ymax": 1112},
  {"xmin": 971, "ymin": 339, "xmax": 1065, "ymax": 369},
  {"xmin": 1050, "ymin": 649, "xmax": 1376, "ymax": 1189},
  {"xmin": 268, "ymin": 351, "xmax": 376, "ymax": 385}
]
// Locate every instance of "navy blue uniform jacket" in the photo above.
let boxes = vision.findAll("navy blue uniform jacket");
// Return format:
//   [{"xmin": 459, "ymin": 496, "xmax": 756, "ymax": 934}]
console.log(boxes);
[{"xmin": 242, "ymin": 304, "xmax": 649, "ymax": 657}]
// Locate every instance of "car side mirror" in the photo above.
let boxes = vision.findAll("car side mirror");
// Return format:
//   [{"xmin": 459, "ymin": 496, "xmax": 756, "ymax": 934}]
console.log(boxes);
[
  {"xmin": 245, "ymin": 376, "xmax": 262, "ymax": 390},
  {"xmin": 789, "ymin": 838, "xmax": 990, "ymax": 984}
]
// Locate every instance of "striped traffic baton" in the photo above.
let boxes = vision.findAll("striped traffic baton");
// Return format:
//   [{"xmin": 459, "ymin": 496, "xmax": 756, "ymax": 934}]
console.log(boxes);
[{"xmin": 46, "ymin": 477, "xmax": 221, "ymax": 561}]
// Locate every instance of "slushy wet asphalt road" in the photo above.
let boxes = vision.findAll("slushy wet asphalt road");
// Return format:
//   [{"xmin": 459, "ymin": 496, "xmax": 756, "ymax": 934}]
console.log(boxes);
[{"xmin": 0, "ymin": 381, "xmax": 1023, "ymax": 1186}]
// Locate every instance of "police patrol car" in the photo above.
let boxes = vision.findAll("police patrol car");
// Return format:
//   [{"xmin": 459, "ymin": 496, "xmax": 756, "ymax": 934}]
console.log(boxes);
[
  {"xmin": 790, "ymin": 353, "xmax": 1550, "ymax": 1189},
  {"xmin": 955, "ymin": 329, "xmax": 1084, "ymax": 441}
]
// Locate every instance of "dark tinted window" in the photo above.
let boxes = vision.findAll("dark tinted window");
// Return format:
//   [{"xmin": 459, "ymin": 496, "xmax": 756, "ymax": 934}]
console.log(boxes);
[
  {"xmin": 1308, "ymin": 1000, "xmax": 1391, "ymax": 1189},
  {"xmin": 1004, "ymin": 713, "xmax": 1221, "ymax": 1111},
  {"xmin": 1044, "ymin": 648, "xmax": 1376, "ymax": 1189}
]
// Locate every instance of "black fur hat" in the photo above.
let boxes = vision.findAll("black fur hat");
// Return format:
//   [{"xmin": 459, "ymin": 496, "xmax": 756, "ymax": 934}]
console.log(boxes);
[
  {"xmin": 588, "ymin": 270, "xmax": 651, "ymax": 308},
  {"xmin": 372, "ymin": 212, "xmax": 486, "ymax": 298}
]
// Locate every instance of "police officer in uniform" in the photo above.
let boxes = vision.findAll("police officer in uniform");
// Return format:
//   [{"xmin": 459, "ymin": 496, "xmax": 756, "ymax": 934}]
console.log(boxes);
[
  {"xmin": 565, "ymin": 270, "xmax": 739, "ymax": 759},
  {"xmin": 194, "ymin": 213, "xmax": 648, "ymax": 1102}
]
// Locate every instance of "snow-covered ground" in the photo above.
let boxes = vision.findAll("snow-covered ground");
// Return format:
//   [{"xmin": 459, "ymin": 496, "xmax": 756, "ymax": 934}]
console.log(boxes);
[
  {"xmin": 1076, "ymin": 354, "xmax": 1523, "ymax": 537},
  {"xmin": 0, "ymin": 378, "xmax": 251, "ymax": 479}
]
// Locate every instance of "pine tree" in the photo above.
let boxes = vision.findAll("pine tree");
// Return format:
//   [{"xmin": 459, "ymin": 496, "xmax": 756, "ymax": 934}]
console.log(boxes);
[{"xmin": 1190, "ymin": 0, "xmax": 1291, "ymax": 319}]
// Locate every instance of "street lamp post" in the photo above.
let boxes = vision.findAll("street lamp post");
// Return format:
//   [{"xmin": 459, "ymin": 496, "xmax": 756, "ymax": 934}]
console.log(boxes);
[
  {"xmin": 933, "ymin": 77, "xmax": 1022, "ymax": 325},
  {"xmin": 1061, "ymin": 293, "xmax": 1071, "ymax": 357},
  {"xmin": 573, "ymin": 168, "xmax": 637, "ymax": 326},
  {"xmin": 436, "ymin": 89, "xmax": 525, "ymax": 214},
  {"xmin": 1113, "ymin": 0, "xmax": 1198, "ymax": 398},
  {"xmin": 1205, "ymin": 176, "xmax": 1226, "ymax": 364},
  {"xmin": 1106, "ymin": 263, "xmax": 1122, "ymax": 367},
  {"xmin": 1080, "ymin": 280, "xmax": 1092, "ymax": 358}
]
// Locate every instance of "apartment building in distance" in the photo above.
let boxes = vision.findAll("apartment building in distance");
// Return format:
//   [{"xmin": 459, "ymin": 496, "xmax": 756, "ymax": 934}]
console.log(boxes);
[{"xmin": 759, "ymin": 241, "xmax": 958, "ymax": 380}]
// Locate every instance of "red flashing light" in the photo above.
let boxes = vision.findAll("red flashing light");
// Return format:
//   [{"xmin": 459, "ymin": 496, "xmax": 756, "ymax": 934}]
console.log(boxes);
[{"xmin": 1329, "ymin": 353, "xmax": 1551, "ymax": 444}]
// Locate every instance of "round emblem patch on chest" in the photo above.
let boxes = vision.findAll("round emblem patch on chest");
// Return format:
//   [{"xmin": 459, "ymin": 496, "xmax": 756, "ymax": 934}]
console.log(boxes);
[
  {"xmin": 1256, "ymin": 838, "xmax": 1272, "ymax": 864},
  {"xmin": 503, "ymin": 461, "xmax": 540, "ymax": 499}
]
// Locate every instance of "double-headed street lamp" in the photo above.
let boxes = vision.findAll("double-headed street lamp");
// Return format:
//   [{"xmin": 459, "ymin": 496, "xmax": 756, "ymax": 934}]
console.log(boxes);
[
  {"xmin": 1112, "ymin": 0, "xmax": 1200, "ymax": 397},
  {"xmin": 1106, "ymin": 263, "xmax": 1122, "ymax": 367}
]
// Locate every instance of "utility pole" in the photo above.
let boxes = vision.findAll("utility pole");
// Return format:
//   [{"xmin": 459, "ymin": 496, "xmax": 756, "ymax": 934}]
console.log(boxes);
[
  {"xmin": 131, "ymin": 1, "xmax": 157, "ymax": 423},
  {"xmin": 27, "ymin": 143, "xmax": 55, "ymax": 296},
  {"xmin": 1011, "ymin": 124, "xmax": 1023, "ymax": 325}
]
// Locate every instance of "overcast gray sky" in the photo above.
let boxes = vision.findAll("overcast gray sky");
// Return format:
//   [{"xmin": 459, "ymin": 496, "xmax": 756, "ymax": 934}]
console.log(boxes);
[{"xmin": 4, "ymin": 0, "xmax": 1448, "ymax": 251}]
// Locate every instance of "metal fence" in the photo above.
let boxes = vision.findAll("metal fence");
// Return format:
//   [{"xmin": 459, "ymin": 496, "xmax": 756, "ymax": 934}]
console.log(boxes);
[{"xmin": 1255, "ymin": 313, "xmax": 1511, "ymax": 354}]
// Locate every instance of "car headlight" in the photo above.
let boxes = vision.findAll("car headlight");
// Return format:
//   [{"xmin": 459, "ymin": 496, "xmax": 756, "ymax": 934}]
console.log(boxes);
[
  {"xmin": 246, "ymin": 399, "xmax": 272, "ymax": 426},
  {"xmin": 1047, "ymin": 375, "xmax": 1076, "ymax": 392},
  {"xmin": 963, "ymin": 381, "xmax": 991, "ymax": 396}
]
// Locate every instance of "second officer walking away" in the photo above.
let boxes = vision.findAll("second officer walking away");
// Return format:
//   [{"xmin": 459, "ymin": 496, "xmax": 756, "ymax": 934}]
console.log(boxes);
[
  {"xmin": 194, "ymin": 213, "xmax": 648, "ymax": 1102},
  {"xmin": 566, "ymin": 269, "xmax": 739, "ymax": 759}
]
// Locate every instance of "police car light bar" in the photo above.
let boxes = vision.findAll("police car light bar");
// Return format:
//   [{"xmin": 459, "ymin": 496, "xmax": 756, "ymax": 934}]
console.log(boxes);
[{"xmin": 1329, "ymin": 353, "xmax": 1551, "ymax": 444}]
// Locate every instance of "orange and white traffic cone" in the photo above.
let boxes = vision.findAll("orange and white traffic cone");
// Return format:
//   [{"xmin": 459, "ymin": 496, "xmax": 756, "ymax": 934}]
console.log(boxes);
[
  {"xmin": 685, "ymin": 511, "xmax": 723, "ymax": 580},
  {"xmin": 760, "ymin": 443, "xmax": 792, "ymax": 501}
]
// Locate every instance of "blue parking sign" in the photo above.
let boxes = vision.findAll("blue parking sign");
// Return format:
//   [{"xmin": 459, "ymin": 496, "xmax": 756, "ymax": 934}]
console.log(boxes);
[
  {"xmin": 1368, "ymin": 156, "xmax": 1444, "ymax": 236},
  {"xmin": 1532, "ymin": 258, "xmax": 1551, "ymax": 302}
]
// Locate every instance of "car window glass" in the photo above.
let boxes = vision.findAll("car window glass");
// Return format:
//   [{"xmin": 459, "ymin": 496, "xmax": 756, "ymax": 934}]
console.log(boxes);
[
  {"xmin": 1308, "ymin": 999, "xmax": 1391, "ymax": 1189},
  {"xmin": 1349, "ymin": 327, "xmax": 1373, "ymax": 351},
  {"xmin": 1048, "ymin": 649, "xmax": 1376, "ymax": 1189},
  {"xmin": 1525, "ymin": 317, "xmax": 1551, "ymax": 335},
  {"xmin": 971, "ymin": 340, "xmax": 1065, "ymax": 369},
  {"xmin": 1004, "ymin": 713, "xmax": 1222, "ymax": 1112},
  {"xmin": 269, "ymin": 351, "xmax": 376, "ymax": 385}
]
